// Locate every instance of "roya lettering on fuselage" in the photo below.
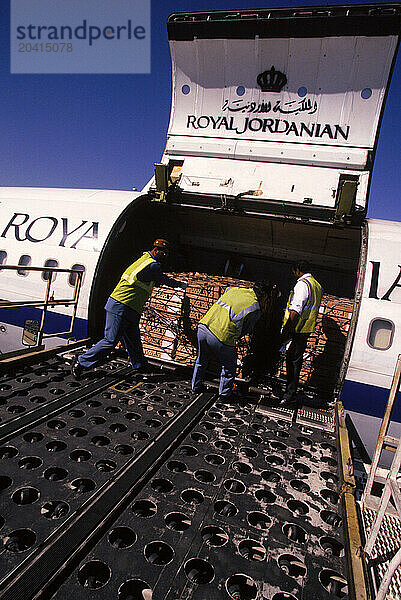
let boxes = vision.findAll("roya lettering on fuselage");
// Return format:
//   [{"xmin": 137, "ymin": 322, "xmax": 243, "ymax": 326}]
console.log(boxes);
[{"xmin": 0, "ymin": 212, "xmax": 99, "ymax": 249}]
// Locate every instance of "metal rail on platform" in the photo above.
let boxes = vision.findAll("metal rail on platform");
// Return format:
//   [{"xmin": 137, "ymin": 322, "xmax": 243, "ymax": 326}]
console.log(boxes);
[
  {"xmin": 336, "ymin": 401, "xmax": 372, "ymax": 600},
  {"xmin": 0, "ymin": 264, "xmax": 83, "ymax": 346}
]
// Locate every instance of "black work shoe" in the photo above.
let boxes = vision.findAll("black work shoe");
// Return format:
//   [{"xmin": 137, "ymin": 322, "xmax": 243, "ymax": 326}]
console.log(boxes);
[
  {"xmin": 279, "ymin": 394, "xmax": 297, "ymax": 407},
  {"xmin": 132, "ymin": 363, "xmax": 153, "ymax": 375},
  {"xmin": 191, "ymin": 384, "xmax": 205, "ymax": 396},
  {"xmin": 218, "ymin": 392, "xmax": 241, "ymax": 404},
  {"xmin": 71, "ymin": 357, "xmax": 84, "ymax": 380}
]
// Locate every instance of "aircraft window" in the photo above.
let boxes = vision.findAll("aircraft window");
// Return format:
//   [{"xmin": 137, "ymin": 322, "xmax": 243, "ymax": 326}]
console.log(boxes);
[
  {"xmin": 69, "ymin": 264, "xmax": 85, "ymax": 287},
  {"xmin": 298, "ymin": 86, "xmax": 307, "ymax": 97},
  {"xmin": 42, "ymin": 259, "xmax": 59, "ymax": 282},
  {"xmin": 368, "ymin": 318, "xmax": 394, "ymax": 350},
  {"xmin": 182, "ymin": 84, "xmax": 190, "ymax": 95},
  {"xmin": 236, "ymin": 86, "xmax": 245, "ymax": 96},
  {"xmin": 361, "ymin": 88, "xmax": 372, "ymax": 100},
  {"xmin": 0, "ymin": 251, "xmax": 7, "ymax": 270},
  {"xmin": 17, "ymin": 255, "xmax": 31, "ymax": 277}
]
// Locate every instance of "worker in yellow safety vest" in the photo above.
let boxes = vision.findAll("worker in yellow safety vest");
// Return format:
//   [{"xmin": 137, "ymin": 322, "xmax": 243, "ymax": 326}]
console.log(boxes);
[
  {"xmin": 72, "ymin": 239, "xmax": 187, "ymax": 379},
  {"xmin": 280, "ymin": 261, "xmax": 322, "ymax": 406},
  {"xmin": 192, "ymin": 281, "xmax": 279, "ymax": 401}
]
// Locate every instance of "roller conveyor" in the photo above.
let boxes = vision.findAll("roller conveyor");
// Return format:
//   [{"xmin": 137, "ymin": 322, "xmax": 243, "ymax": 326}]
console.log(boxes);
[{"xmin": 0, "ymin": 349, "xmax": 348, "ymax": 600}]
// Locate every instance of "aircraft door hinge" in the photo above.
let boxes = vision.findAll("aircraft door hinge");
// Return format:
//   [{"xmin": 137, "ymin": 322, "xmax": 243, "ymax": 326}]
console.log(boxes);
[
  {"xmin": 153, "ymin": 162, "xmax": 183, "ymax": 202},
  {"xmin": 334, "ymin": 175, "xmax": 359, "ymax": 225}
]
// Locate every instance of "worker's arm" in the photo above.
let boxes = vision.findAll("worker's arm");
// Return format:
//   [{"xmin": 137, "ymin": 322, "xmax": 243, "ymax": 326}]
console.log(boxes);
[
  {"xmin": 281, "ymin": 309, "xmax": 299, "ymax": 343},
  {"xmin": 138, "ymin": 263, "xmax": 187, "ymax": 289},
  {"xmin": 161, "ymin": 274, "xmax": 188, "ymax": 289},
  {"xmin": 280, "ymin": 278, "xmax": 309, "ymax": 343},
  {"xmin": 241, "ymin": 309, "xmax": 262, "ymax": 336}
]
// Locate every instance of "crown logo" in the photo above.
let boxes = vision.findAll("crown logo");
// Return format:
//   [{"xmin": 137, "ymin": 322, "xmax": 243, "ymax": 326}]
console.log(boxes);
[{"xmin": 257, "ymin": 66, "xmax": 287, "ymax": 93}]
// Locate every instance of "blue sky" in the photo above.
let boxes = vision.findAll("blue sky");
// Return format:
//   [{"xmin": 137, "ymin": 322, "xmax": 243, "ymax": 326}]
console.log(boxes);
[{"xmin": 0, "ymin": 0, "xmax": 400, "ymax": 221}]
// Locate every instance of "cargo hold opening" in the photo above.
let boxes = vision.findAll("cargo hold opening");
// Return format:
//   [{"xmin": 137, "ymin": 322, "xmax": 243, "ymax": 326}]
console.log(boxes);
[{"xmin": 89, "ymin": 195, "xmax": 361, "ymax": 338}]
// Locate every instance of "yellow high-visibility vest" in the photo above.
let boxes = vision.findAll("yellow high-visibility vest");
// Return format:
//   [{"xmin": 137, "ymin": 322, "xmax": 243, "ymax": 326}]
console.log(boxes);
[
  {"xmin": 283, "ymin": 275, "xmax": 322, "ymax": 334},
  {"xmin": 110, "ymin": 252, "xmax": 156, "ymax": 314},
  {"xmin": 200, "ymin": 287, "xmax": 260, "ymax": 346}
]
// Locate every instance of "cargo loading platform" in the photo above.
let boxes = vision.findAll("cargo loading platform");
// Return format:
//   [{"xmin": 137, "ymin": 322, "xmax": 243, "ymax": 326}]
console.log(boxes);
[{"xmin": 0, "ymin": 346, "xmax": 357, "ymax": 600}]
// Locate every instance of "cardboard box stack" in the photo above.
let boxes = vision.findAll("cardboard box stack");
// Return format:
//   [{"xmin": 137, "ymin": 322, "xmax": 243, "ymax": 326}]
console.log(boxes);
[
  {"xmin": 140, "ymin": 274, "xmax": 354, "ymax": 395},
  {"xmin": 139, "ymin": 286, "xmax": 185, "ymax": 363},
  {"xmin": 140, "ymin": 272, "xmax": 252, "ymax": 369}
]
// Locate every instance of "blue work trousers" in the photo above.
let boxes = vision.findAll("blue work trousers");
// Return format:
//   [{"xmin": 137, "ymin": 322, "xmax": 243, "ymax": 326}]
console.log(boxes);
[
  {"xmin": 192, "ymin": 324, "xmax": 237, "ymax": 398},
  {"xmin": 78, "ymin": 300, "xmax": 145, "ymax": 370}
]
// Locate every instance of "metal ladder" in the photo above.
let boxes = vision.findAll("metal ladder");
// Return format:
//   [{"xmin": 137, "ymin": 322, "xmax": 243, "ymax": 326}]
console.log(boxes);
[{"xmin": 362, "ymin": 354, "xmax": 401, "ymax": 600}]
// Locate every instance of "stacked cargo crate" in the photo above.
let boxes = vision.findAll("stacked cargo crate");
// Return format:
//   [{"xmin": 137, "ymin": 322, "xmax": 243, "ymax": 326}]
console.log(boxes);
[
  {"xmin": 140, "ymin": 274, "xmax": 354, "ymax": 395},
  {"xmin": 140, "ymin": 272, "xmax": 252, "ymax": 368},
  {"xmin": 139, "ymin": 286, "xmax": 185, "ymax": 363}
]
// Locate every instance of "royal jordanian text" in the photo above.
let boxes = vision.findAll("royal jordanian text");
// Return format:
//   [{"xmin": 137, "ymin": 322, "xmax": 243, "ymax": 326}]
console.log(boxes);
[{"xmin": 186, "ymin": 115, "xmax": 350, "ymax": 140}]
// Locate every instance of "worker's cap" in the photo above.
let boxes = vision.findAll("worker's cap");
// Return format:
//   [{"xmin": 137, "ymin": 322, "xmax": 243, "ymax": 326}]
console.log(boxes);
[{"xmin": 153, "ymin": 239, "xmax": 170, "ymax": 251}]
